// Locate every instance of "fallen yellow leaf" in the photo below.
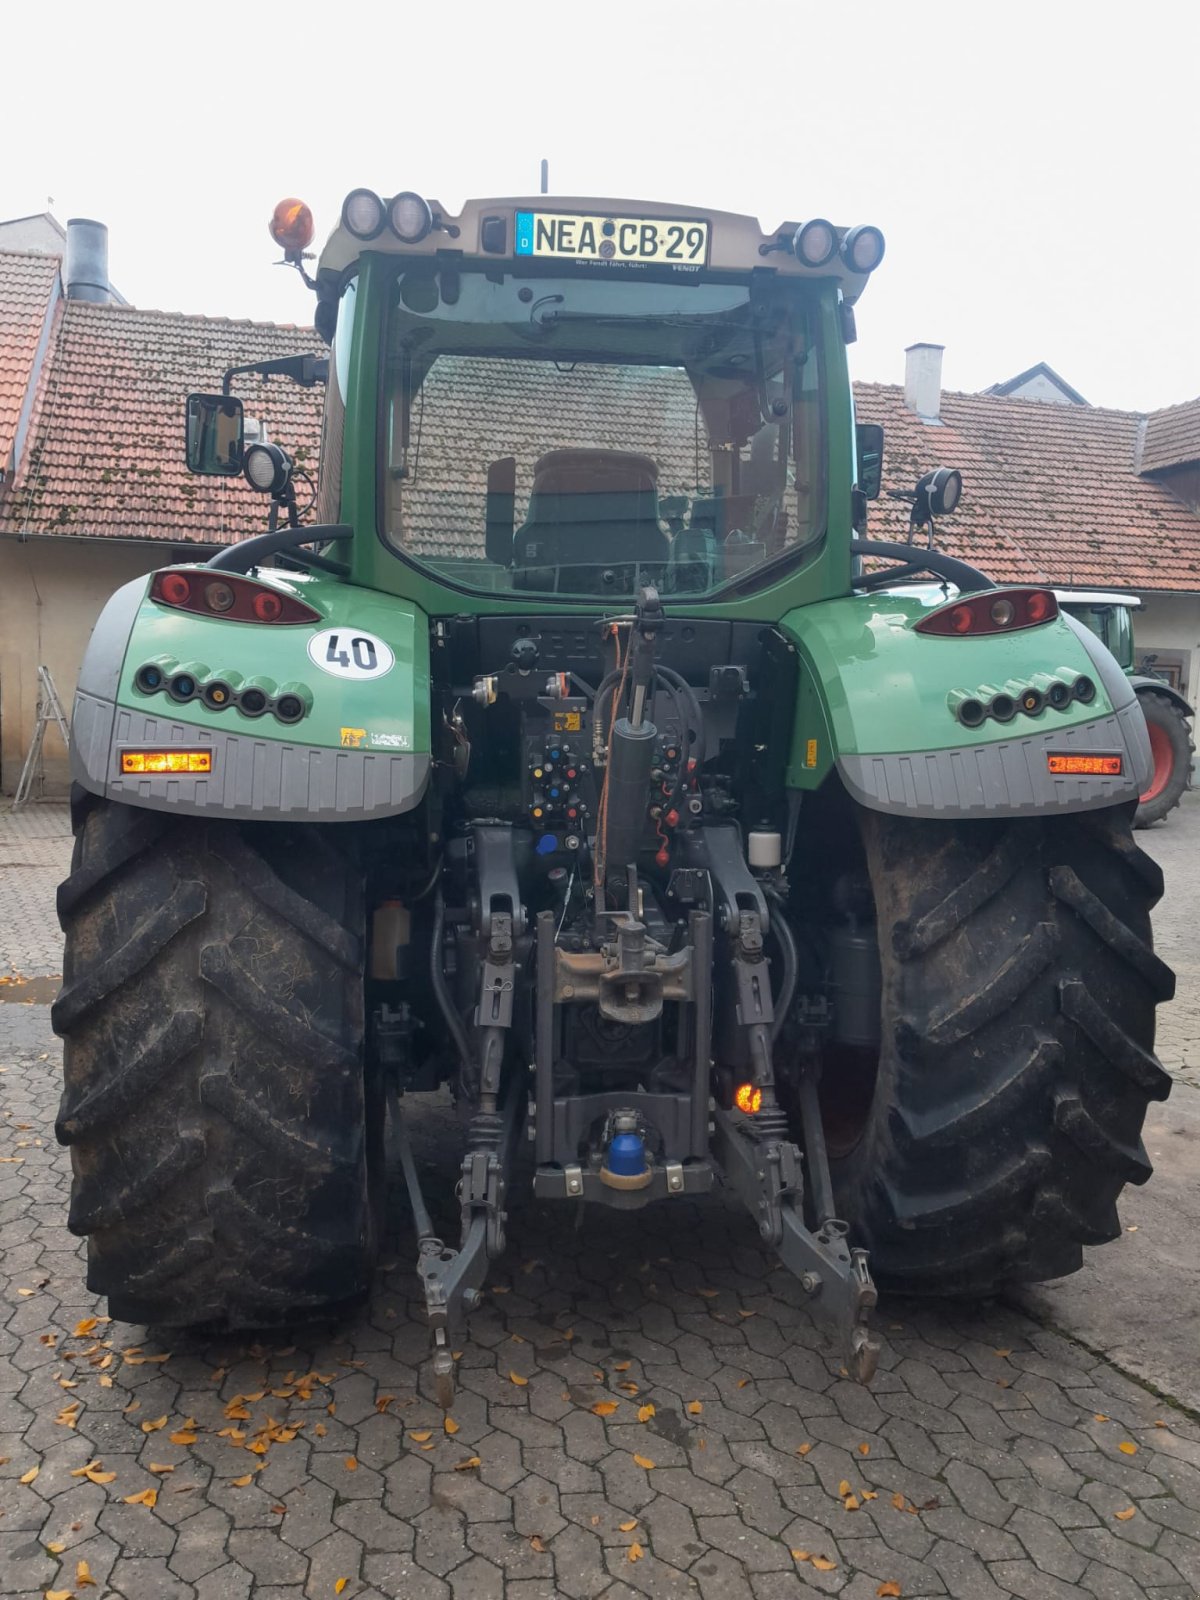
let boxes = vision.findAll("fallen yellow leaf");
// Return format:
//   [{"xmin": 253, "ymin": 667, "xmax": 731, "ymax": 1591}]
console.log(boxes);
[
  {"xmin": 510, "ymin": 1371, "xmax": 529, "ymax": 1387},
  {"xmin": 1155, "ymin": 1420, "xmax": 1168, "ymax": 1428},
  {"xmin": 877, "ymin": 1584, "xmax": 902, "ymax": 1597},
  {"xmin": 812, "ymin": 1556, "xmax": 838, "ymax": 1572},
  {"xmin": 169, "ymin": 1430, "xmax": 197, "ymax": 1446},
  {"xmin": 591, "ymin": 1401, "xmax": 619, "ymax": 1417},
  {"xmin": 637, "ymin": 1405, "xmax": 656, "ymax": 1422},
  {"xmin": 444, "ymin": 1417, "xmax": 460, "ymax": 1436},
  {"xmin": 17, "ymin": 1288, "xmax": 35, "ymax": 1297},
  {"xmin": 617, "ymin": 1382, "xmax": 639, "ymax": 1396},
  {"xmin": 687, "ymin": 1401, "xmax": 703, "ymax": 1416},
  {"xmin": 838, "ymin": 1479, "xmax": 852, "ymax": 1497},
  {"xmin": 148, "ymin": 1463, "xmax": 175, "ymax": 1474},
  {"xmin": 863, "ymin": 1491, "xmax": 879, "ymax": 1502},
  {"xmin": 376, "ymin": 1395, "xmax": 396, "ymax": 1413},
  {"xmin": 314, "ymin": 1423, "xmax": 327, "ymax": 1438},
  {"xmin": 619, "ymin": 1519, "xmax": 638, "ymax": 1532},
  {"xmin": 797, "ymin": 1442, "xmax": 812, "ymax": 1456},
  {"xmin": 529, "ymin": 1535, "xmax": 547, "ymax": 1553},
  {"xmin": 1114, "ymin": 1507, "xmax": 1137, "ymax": 1521},
  {"xmin": 697, "ymin": 1288, "xmax": 718, "ymax": 1298},
  {"xmin": 633, "ymin": 1453, "xmax": 655, "ymax": 1470},
  {"xmin": 46, "ymin": 1591, "xmax": 73, "ymax": 1600},
  {"xmin": 858, "ymin": 1442, "xmax": 871, "ymax": 1456},
  {"xmin": 76, "ymin": 1558, "xmax": 96, "ymax": 1587},
  {"xmin": 994, "ymin": 1348, "xmax": 1012, "ymax": 1358},
  {"xmin": 628, "ymin": 1541, "xmax": 644, "ymax": 1562},
  {"xmin": 74, "ymin": 1317, "xmax": 99, "ymax": 1336},
  {"xmin": 123, "ymin": 1488, "xmax": 158, "ymax": 1507},
  {"xmin": 335, "ymin": 1581, "xmax": 349, "ymax": 1595},
  {"xmin": 844, "ymin": 1494, "xmax": 861, "ymax": 1511},
  {"xmin": 1095, "ymin": 1414, "xmax": 1109, "ymax": 1422},
  {"xmin": 737, "ymin": 1377, "xmax": 751, "ymax": 1389},
  {"xmin": 141, "ymin": 1415, "xmax": 168, "ymax": 1433},
  {"xmin": 344, "ymin": 1456, "xmax": 358, "ymax": 1472},
  {"xmin": 46, "ymin": 1541, "xmax": 66, "ymax": 1554},
  {"xmin": 1118, "ymin": 1441, "xmax": 1138, "ymax": 1456},
  {"xmin": 454, "ymin": 1456, "xmax": 482, "ymax": 1471},
  {"xmin": 231, "ymin": 1474, "xmax": 254, "ymax": 1487},
  {"xmin": 792, "ymin": 1548, "xmax": 812, "ymax": 1561},
  {"xmin": 19, "ymin": 1465, "xmax": 38, "ymax": 1484}
]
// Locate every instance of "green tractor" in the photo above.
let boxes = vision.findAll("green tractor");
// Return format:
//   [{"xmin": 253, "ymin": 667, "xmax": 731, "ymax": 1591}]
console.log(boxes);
[
  {"xmin": 1055, "ymin": 591, "xmax": 1194, "ymax": 827},
  {"xmin": 54, "ymin": 190, "xmax": 1174, "ymax": 1396}
]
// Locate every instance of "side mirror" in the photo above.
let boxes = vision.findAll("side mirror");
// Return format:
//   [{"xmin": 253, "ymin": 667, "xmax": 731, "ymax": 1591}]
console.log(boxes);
[
  {"xmin": 856, "ymin": 423, "xmax": 884, "ymax": 499},
  {"xmin": 485, "ymin": 456, "xmax": 517, "ymax": 565},
  {"xmin": 186, "ymin": 393, "xmax": 244, "ymax": 476}
]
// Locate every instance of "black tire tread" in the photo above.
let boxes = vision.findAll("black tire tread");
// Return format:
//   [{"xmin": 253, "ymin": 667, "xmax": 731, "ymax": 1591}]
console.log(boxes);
[
  {"xmin": 828, "ymin": 800, "xmax": 1173, "ymax": 1294},
  {"xmin": 54, "ymin": 797, "xmax": 372, "ymax": 1329}
]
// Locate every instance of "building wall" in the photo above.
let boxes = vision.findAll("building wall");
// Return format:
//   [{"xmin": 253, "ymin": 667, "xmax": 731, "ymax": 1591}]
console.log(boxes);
[
  {"xmin": 1131, "ymin": 590, "xmax": 1200, "ymax": 705},
  {"xmin": 1001, "ymin": 373, "xmax": 1080, "ymax": 405},
  {"xmin": 0, "ymin": 539, "xmax": 175, "ymax": 794}
]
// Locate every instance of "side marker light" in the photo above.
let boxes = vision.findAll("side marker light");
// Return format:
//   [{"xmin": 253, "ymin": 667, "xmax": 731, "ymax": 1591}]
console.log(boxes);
[
  {"xmin": 1047, "ymin": 754, "xmax": 1122, "ymax": 775},
  {"xmin": 734, "ymin": 1083, "xmax": 763, "ymax": 1115},
  {"xmin": 121, "ymin": 750, "xmax": 212, "ymax": 774}
]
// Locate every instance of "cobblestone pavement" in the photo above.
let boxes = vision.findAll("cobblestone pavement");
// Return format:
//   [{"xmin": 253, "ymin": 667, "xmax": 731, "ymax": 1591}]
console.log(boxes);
[{"xmin": 1, "ymin": 802, "xmax": 1199, "ymax": 1600}]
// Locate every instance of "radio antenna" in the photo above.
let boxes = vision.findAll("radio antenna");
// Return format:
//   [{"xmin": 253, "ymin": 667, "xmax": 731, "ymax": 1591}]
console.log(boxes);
[{"xmin": 540, "ymin": 158, "xmax": 549, "ymax": 195}]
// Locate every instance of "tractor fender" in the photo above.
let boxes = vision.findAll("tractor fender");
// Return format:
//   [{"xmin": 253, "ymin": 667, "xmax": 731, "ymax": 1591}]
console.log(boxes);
[
  {"xmin": 1129, "ymin": 676, "xmax": 1194, "ymax": 719},
  {"xmin": 69, "ymin": 567, "xmax": 432, "ymax": 822},
  {"xmin": 778, "ymin": 590, "xmax": 1152, "ymax": 819}
]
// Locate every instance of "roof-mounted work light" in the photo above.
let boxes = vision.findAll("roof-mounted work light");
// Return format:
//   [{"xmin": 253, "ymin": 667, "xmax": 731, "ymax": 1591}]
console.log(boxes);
[
  {"xmin": 388, "ymin": 191, "xmax": 434, "ymax": 244},
  {"xmin": 792, "ymin": 218, "xmax": 839, "ymax": 267},
  {"xmin": 341, "ymin": 188, "xmax": 387, "ymax": 240},
  {"xmin": 841, "ymin": 224, "xmax": 886, "ymax": 274}
]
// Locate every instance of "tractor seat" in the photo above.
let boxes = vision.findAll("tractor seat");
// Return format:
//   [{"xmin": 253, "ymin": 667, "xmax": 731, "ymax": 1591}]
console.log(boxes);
[{"xmin": 513, "ymin": 450, "xmax": 670, "ymax": 590}]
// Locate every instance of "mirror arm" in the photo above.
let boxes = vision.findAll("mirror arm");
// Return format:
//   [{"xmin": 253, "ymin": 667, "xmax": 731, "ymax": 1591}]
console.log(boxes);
[{"xmin": 221, "ymin": 354, "xmax": 329, "ymax": 395}]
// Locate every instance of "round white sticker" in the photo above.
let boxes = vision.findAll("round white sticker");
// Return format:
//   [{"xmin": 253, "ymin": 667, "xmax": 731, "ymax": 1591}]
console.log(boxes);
[{"xmin": 307, "ymin": 628, "xmax": 395, "ymax": 681}]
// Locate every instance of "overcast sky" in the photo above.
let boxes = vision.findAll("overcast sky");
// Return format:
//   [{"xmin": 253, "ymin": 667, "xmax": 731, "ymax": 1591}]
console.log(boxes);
[{"xmin": 2, "ymin": 0, "xmax": 1195, "ymax": 412}]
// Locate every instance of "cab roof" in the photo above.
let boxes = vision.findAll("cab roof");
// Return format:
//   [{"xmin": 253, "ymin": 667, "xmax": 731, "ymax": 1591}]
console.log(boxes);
[{"xmin": 315, "ymin": 193, "xmax": 882, "ymax": 303}]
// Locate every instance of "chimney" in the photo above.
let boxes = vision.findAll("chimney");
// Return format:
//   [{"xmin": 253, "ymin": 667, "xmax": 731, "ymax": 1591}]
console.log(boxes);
[
  {"xmin": 64, "ymin": 218, "xmax": 111, "ymax": 303},
  {"xmin": 904, "ymin": 342, "xmax": 944, "ymax": 422}
]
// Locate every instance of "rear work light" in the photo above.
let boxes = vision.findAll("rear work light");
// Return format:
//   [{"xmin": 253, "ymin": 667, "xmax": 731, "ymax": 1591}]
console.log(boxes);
[
  {"xmin": 121, "ymin": 750, "xmax": 212, "ymax": 774},
  {"xmin": 149, "ymin": 571, "xmax": 320, "ymax": 625},
  {"xmin": 915, "ymin": 587, "xmax": 1058, "ymax": 637},
  {"xmin": 1048, "ymin": 754, "xmax": 1122, "ymax": 776}
]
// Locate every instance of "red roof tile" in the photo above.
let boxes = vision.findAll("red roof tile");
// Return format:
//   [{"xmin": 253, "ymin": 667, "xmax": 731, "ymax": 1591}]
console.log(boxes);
[
  {"xmin": 1139, "ymin": 397, "xmax": 1200, "ymax": 475},
  {"xmin": 0, "ymin": 251, "xmax": 59, "ymax": 475},
  {"xmin": 1, "ymin": 299, "xmax": 321, "ymax": 543},
  {"xmin": 855, "ymin": 384, "xmax": 1200, "ymax": 592}
]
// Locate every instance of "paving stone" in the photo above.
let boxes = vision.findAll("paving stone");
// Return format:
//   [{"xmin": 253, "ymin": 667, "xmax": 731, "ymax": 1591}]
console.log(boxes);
[
  {"xmin": 989, "ymin": 1559, "xmax": 1094, "ymax": 1600},
  {"xmin": 1068, "ymin": 1525, "xmax": 1190, "ymax": 1588},
  {"xmin": 227, "ymin": 1527, "xmax": 309, "ymax": 1586},
  {"xmin": 169, "ymin": 1504, "xmax": 233, "ymax": 1582}
]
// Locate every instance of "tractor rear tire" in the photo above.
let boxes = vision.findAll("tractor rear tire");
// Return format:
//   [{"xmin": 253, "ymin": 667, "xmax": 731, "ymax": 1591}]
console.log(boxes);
[
  {"xmin": 1134, "ymin": 691, "xmax": 1192, "ymax": 827},
  {"xmin": 827, "ymin": 801, "xmax": 1174, "ymax": 1295},
  {"xmin": 53, "ymin": 795, "xmax": 379, "ymax": 1329}
]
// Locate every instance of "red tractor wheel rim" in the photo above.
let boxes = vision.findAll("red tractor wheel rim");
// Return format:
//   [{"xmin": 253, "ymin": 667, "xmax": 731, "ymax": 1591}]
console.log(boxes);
[{"xmin": 1142, "ymin": 722, "xmax": 1174, "ymax": 804}]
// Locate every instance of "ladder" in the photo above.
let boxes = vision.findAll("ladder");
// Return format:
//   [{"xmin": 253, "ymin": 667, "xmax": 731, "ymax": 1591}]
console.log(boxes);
[{"xmin": 12, "ymin": 665, "xmax": 71, "ymax": 811}]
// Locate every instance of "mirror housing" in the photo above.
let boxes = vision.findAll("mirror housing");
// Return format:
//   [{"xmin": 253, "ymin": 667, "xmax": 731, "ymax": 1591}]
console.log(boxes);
[
  {"xmin": 485, "ymin": 456, "xmax": 517, "ymax": 565},
  {"xmin": 186, "ymin": 393, "xmax": 245, "ymax": 476},
  {"xmin": 856, "ymin": 423, "xmax": 884, "ymax": 499}
]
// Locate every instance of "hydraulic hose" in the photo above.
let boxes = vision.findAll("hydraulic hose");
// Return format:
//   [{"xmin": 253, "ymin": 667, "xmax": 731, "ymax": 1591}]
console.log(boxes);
[
  {"xmin": 431, "ymin": 889, "xmax": 474, "ymax": 1074},
  {"xmin": 766, "ymin": 889, "xmax": 799, "ymax": 1042}
]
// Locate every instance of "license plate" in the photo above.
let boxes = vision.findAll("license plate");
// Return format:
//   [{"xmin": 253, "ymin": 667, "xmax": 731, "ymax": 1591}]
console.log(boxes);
[{"xmin": 515, "ymin": 210, "xmax": 709, "ymax": 266}]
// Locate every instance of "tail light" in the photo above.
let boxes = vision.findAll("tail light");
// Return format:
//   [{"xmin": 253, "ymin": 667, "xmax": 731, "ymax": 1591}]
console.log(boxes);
[
  {"xmin": 149, "ymin": 570, "xmax": 320, "ymax": 625},
  {"xmin": 915, "ymin": 588, "xmax": 1058, "ymax": 637}
]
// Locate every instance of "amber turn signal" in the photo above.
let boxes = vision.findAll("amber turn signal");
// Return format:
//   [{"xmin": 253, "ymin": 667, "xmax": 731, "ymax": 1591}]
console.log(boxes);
[
  {"xmin": 269, "ymin": 198, "xmax": 315, "ymax": 256},
  {"xmin": 1047, "ymin": 754, "xmax": 1122, "ymax": 775},
  {"xmin": 734, "ymin": 1083, "xmax": 763, "ymax": 1115},
  {"xmin": 121, "ymin": 750, "xmax": 212, "ymax": 774}
]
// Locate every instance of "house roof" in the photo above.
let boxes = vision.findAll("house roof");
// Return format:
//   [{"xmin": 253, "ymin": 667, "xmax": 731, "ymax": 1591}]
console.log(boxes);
[
  {"xmin": 855, "ymin": 384, "xmax": 1200, "ymax": 592},
  {"xmin": 0, "ymin": 251, "xmax": 60, "ymax": 476},
  {"xmin": 1139, "ymin": 397, "xmax": 1200, "ymax": 476},
  {"xmin": 0, "ymin": 298, "xmax": 322, "ymax": 543},
  {"xmin": 984, "ymin": 361, "xmax": 1089, "ymax": 405}
]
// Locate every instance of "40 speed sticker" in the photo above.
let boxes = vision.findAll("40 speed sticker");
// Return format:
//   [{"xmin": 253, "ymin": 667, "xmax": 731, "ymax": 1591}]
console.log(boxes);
[{"xmin": 307, "ymin": 628, "xmax": 395, "ymax": 681}]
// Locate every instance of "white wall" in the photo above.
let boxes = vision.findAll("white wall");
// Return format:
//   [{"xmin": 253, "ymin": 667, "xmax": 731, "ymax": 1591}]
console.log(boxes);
[
  {"xmin": 1131, "ymin": 591, "xmax": 1200, "ymax": 705},
  {"xmin": 0, "ymin": 539, "xmax": 180, "ymax": 794}
]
